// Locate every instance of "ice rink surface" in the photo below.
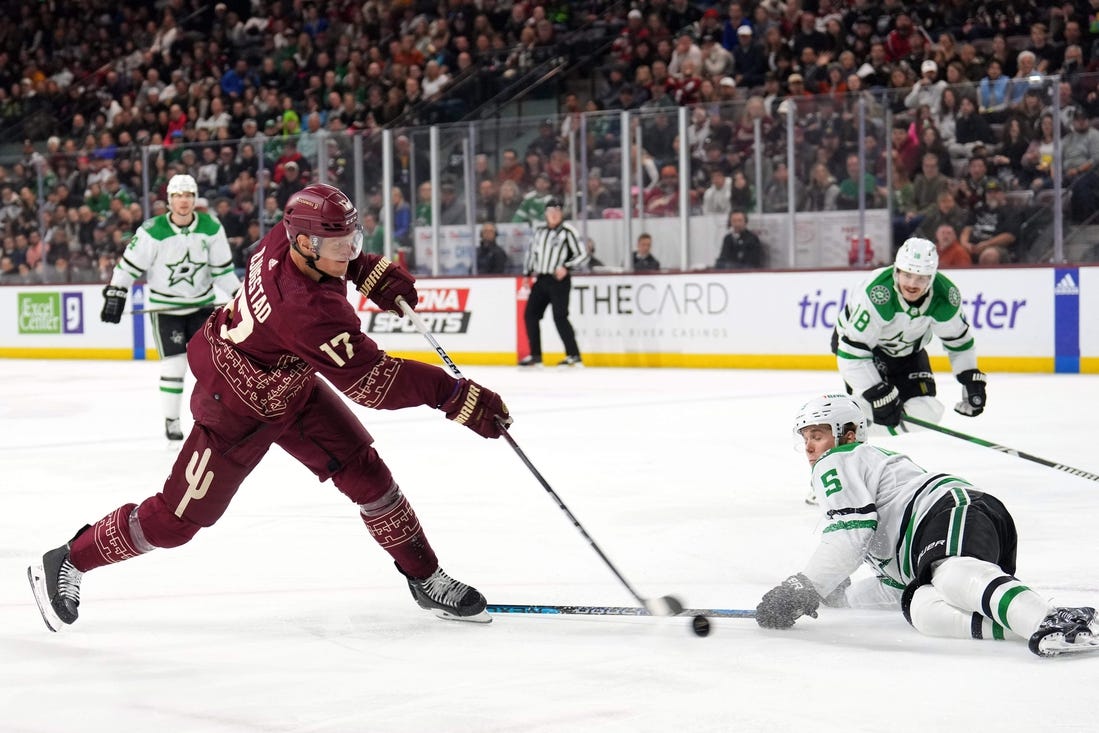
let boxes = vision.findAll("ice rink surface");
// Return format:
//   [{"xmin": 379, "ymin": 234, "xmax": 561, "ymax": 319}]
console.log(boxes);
[{"xmin": 1, "ymin": 359, "xmax": 1097, "ymax": 733}]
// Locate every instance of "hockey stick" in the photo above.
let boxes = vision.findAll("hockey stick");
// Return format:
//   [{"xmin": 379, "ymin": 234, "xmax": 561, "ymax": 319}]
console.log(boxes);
[
  {"xmin": 902, "ymin": 415, "xmax": 1099, "ymax": 482},
  {"xmin": 395, "ymin": 296, "xmax": 684, "ymax": 616},
  {"xmin": 487, "ymin": 604, "xmax": 755, "ymax": 619}
]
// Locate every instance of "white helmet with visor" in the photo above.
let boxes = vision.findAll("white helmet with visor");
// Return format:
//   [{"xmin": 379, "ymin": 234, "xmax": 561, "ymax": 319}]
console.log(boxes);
[
  {"xmin": 792, "ymin": 394, "xmax": 868, "ymax": 449},
  {"xmin": 166, "ymin": 174, "xmax": 199, "ymax": 197}
]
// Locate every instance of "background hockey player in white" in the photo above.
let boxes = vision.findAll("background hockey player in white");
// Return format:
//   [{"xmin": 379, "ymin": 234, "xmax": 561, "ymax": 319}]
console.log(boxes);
[
  {"xmin": 831, "ymin": 237, "xmax": 987, "ymax": 430},
  {"xmin": 100, "ymin": 174, "xmax": 242, "ymax": 441},
  {"xmin": 755, "ymin": 394, "xmax": 1099, "ymax": 657}
]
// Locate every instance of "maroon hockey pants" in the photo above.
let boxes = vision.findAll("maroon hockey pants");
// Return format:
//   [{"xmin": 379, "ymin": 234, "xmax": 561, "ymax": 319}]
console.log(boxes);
[{"xmin": 69, "ymin": 379, "xmax": 438, "ymax": 578}]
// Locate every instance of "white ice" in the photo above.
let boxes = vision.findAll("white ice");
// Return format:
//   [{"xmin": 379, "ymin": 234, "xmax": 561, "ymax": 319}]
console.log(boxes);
[{"xmin": 1, "ymin": 359, "xmax": 1096, "ymax": 732}]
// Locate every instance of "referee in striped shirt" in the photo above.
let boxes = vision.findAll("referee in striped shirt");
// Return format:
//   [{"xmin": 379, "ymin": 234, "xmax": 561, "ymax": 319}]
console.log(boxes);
[{"xmin": 520, "ymin": 198, "xmax": 589, "ymax": 367}]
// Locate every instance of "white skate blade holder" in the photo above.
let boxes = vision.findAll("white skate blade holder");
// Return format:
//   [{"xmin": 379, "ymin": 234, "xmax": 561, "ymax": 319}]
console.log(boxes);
[
  {"xmin": 1035, "ymin": 633, "xmax": 1099, "ymax": 657},
  {"xmin": 433, "ymin": 608, "xmax": 492, "ymax": 624},
  {"xmin": 26, "ymin": 565, "xmax": 64, "ymax": 632}
]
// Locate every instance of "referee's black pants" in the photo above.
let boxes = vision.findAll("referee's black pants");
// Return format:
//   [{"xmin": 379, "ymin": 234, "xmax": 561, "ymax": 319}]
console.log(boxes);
[{"xmin": 525, "ymin": 273, "xmax": 580, "ymax": 359}]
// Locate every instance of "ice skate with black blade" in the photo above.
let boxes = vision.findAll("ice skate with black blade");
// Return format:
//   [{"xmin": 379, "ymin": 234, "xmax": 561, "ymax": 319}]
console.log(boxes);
[
  {"xmin": 404, "ymin": 565, "xmax": 491, "ymax": 623},
  {"xmin": 518, "ymin": 356, "xmax": 543, "ymax": 368},
  {"xmin": 1029, "ymin": 607, "xmax": 1099, "ymax": 657},
  {"xmin": 165, "ymin": 418, "xmax": 184, "ymax": 441},
  {"xmin": 557, "ymin": 355, "xmax": 583, "ymax": 367},
  {"xmin": 27, "ymin": 543, "xmax": 84, "ymax": 632}
]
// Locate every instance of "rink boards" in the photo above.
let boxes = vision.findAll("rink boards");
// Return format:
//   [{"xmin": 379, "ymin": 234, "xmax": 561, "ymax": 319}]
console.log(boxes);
[{"xmin": 0, "ymin": 266, "xmax": 1094, "ymax": 373}]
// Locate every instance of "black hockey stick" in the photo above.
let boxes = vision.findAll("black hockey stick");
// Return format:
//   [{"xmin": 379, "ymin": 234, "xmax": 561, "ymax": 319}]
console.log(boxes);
[
  {"xmin": 396, "ymin": 297, "xmax": 684, "ymax": 616},
  {"xmin": 903, "ymin": 415, "xmax": 1099, "ymax": 482},
  {"xmin": 487, "ymin": 603, "xmax": 755, "ymax": 619}
]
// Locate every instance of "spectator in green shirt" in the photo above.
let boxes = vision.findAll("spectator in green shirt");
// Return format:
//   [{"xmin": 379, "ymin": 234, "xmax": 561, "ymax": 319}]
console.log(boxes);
[
  {"xmin": 363, "ymin": 210, "xmax": 385, "ymax": 255},
  {"xmin": 512, "ymin": 173, "xmax": 555, "ymax": 224},
  {"xmin": 836, "ymin": 152, "xmax": 885, "ymax": 209},
  {"xmin": 84, "ymin": 181, "xmax": 111, "ymax": 218},
  {"xmin": 414, "ymin": 181, "xmax": 432, "ymax": 227}
]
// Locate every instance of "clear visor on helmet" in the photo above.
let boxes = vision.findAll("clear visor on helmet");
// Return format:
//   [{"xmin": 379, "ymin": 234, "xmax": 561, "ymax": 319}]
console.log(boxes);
[
  {"xmin": 792, "ymin": 423, "xmax": 836, "ymax": 453},
  {"xmin": 792, "ymin": 424, "xmax": 814, "ymax": 452},
  {"xmin": 312, "ymin": 227, "xmax": 364, "ymax": 262}
]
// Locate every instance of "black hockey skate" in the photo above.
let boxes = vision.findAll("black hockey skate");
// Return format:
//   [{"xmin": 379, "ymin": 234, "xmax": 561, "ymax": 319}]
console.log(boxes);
[
  {"xmin": 403, "ymin": 565, "xmax": 491, "ymax": 623},
  {"xmin": 27, "ymin": 543, "xmax": 84, "ymax": 632},
  {"xmin": 165, "ymin": 418, "xmax": 184, "ymax": 441},
  {"xmin": 1028, "ymin": 607, "xmax": 1099, "ymax": 657}
]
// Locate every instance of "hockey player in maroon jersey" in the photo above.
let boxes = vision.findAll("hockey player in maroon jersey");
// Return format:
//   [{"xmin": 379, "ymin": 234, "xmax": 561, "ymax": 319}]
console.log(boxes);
[{"xmin": 28, "ymin": 183, "xmax": 511, "ymax": 629}]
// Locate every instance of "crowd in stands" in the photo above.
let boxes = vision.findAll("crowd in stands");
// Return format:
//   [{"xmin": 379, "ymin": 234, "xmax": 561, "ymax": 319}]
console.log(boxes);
[
  {"xmin": 0, "ymin": 0, "xmax": 602, "ymax": 284},
  {"xmin": 572, "ymin": 0, "xmax": 1099, "ymax": 267},
  {"xmin": 2, "ymin": 1, "xmax": 1099, "ymax": 285}
]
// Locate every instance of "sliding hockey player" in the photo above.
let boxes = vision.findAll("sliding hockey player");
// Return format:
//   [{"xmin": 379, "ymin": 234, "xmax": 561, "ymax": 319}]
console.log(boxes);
[
  {"xmin": 30, "ymin": 183, "xmax": 511, "ymax": 631},
  {"xmin": 831, "ymin": 237, "xmax": 986, "ymax": 430},
  {"xmin": 757, "ymin": 393, "xmax": 1099, "ymax": 658},
  {"xmin": 100, "ymin": 174, "xmax": 242, "ymax": 441}
]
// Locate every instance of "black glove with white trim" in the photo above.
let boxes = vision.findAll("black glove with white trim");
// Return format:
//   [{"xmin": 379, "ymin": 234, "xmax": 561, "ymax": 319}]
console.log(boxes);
[
  {"xmin": 954, "ymin": 369, "xmax": 987, "ymax": 417},
  {"xmin": 756, "ymin": 573, "xmax": 821, "ymax": 629},
  {"xmin": 100, "ymin": 285, "xmax": 128, "ymax": 323},
  {"xmin": 863, "ymin": 381, "xmax": 902, "ymax": 427}
]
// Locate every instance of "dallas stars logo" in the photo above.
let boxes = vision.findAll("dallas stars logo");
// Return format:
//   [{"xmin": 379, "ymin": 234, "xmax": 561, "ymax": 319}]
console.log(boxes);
[
  {"xmin": 166, "ymin": 252, "xmax": 207, "ymax": 287},
  {"xmin": 879, "ymin": 329, "xmax": 921, "ymax": 354},
  {"xmin": 869, "ymin": 284, "xmax": 891, "ymax": 305}
]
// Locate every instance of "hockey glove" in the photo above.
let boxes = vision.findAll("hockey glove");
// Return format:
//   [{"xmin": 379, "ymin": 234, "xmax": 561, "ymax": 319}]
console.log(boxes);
[
  {"xmin": 756, "ymin": 573, "xmax": 821, "ymax": 629},
  {"xmin": 862, "ymin": 381, "xmax": 902, "ymax": 427},
  {"xmin": 440, "ymin": 379, "xmax": 513, "ymax": 439},
  {"xmin": 100, "ymin": 285, "xmax": 128, "ymax": 323},
  {"xmin": 954, "ymin": 369, "xmax": 987, "ymax": 417},
  {"xmin": 352, "ymin": 254, "xmax": 417, "ymax": 316}
]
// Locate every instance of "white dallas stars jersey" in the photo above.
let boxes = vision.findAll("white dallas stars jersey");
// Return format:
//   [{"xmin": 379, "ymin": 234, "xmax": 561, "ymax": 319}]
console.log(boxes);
[
  {"xmin": 801, "ymin": 442, "xmax": 976, "ymax": 598},
  {"xmin": 834, "ymin": 266, "xmax": 977, "ymax": 392},
  {"xmin": 111, "ymin": 212, "xmax": 242, "ymax": 313}
]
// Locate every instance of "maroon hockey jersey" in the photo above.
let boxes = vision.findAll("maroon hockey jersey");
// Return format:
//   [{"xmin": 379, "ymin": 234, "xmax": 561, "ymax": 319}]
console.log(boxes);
[{"xmin": 188, "ymin": 226, "xmax": 455, "ymax": 421}]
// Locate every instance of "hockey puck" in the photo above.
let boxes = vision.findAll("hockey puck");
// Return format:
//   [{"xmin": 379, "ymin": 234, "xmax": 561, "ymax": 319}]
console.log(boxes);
[{"xmin": 691, "ymin": 615, "xmax": 711, "ymax": 637}]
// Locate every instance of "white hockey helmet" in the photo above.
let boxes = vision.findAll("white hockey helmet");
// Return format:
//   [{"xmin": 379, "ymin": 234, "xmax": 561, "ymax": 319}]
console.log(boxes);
[
  {"xmin": 793, "ymin": 394, "xmax": 868, "ymax": 445},
  {"xmin": 894, "ymin": 237, "xmax": 938, "ymax": 277},
  {"xmin": 167, "ymin": 174, "xmax": 199, "ymax": 197}
]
